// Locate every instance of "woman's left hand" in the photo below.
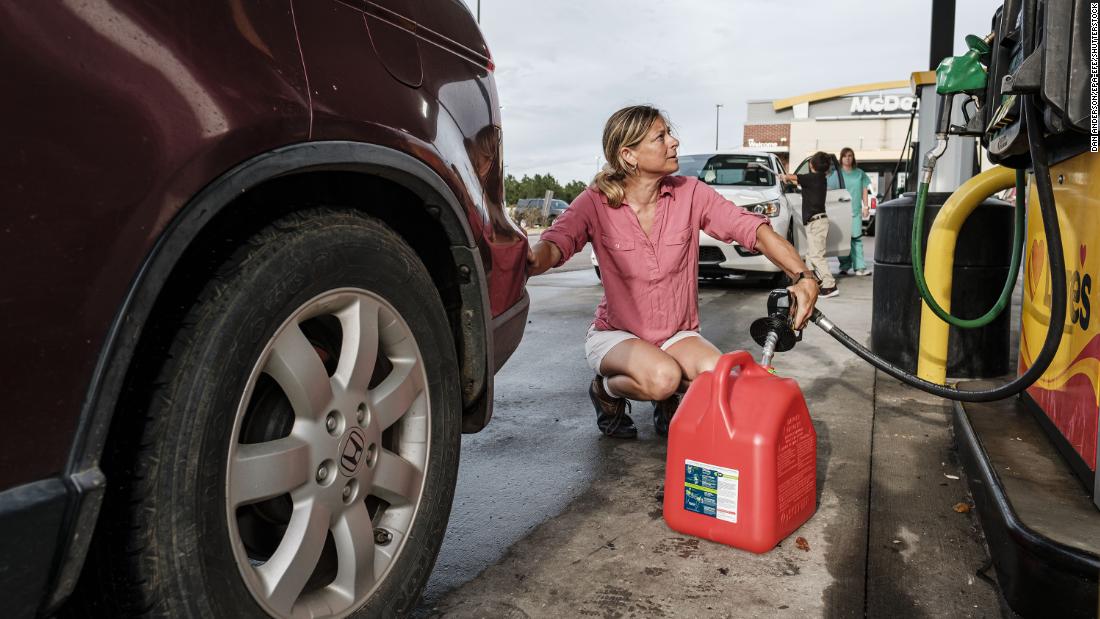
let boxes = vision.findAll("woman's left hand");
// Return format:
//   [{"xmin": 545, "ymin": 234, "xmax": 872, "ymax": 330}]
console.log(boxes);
[
  {"xmin": 752, "ymin": 224, "xmax": 821, "ymax": 329},
  {"xmin": 787, "ymin": 277, "xmax": 819, "ymax": 330}
]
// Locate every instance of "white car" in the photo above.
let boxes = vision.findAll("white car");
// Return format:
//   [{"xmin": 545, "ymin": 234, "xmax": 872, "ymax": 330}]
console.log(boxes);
[{"xmin": 590, "ymin": 149, "xmax": 851, "ymax": 284}]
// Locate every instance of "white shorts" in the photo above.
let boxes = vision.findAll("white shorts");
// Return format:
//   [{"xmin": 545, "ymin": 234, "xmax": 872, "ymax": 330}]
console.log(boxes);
[{"xmin": 584, "ymin": 326, "xmax": 704, "ymax": 376}]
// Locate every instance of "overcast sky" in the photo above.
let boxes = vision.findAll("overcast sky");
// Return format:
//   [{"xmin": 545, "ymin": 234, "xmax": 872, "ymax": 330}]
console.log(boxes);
[{"xmin": 460, "ymin": 0, "xmax": 1003, "ymax": 185}]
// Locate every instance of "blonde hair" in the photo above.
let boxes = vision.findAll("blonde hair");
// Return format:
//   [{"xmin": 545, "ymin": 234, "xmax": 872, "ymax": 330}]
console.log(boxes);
[{"xmin": 592, "ymin": 105, "xmax": 667, "ymax": 208}]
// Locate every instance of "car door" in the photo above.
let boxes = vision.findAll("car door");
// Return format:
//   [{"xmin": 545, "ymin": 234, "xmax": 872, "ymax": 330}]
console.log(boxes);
[
  {"xmin": 787, "ymin": 155, "xmax": 852, "ymax": 257},
  {"xmin": 772, "ymin": 155, "xmax": 796, "ymax": 243}
]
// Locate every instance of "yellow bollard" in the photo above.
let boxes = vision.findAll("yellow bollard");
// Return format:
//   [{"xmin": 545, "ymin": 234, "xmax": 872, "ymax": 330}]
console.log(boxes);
[{"xmin": 917, "ymin": 166, "xmax": 1018, "ymax": 384}]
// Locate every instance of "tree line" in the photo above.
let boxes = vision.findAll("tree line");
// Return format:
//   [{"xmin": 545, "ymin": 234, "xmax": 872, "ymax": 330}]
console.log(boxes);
[{"xmin": 505, "ymin": 173, "xmax": 588, "ymax": 206}]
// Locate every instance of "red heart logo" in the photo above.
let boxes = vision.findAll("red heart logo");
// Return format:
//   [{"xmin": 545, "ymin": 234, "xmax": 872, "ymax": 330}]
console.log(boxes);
[{"xmin": 1027, "ymin": 239, "xmax": 1046, "ymax": 299}]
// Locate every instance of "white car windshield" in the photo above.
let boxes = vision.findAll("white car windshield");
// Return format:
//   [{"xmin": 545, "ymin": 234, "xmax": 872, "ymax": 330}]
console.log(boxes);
[{"xmin": 677, "ymin": 154, "xmax": 774, "ymax": 187}]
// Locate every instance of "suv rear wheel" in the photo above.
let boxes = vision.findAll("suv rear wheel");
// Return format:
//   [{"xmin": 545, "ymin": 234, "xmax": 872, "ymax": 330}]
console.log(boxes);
[{"xmin": 78, "ymin": 209, "xmax": 460, "ymax": 618}]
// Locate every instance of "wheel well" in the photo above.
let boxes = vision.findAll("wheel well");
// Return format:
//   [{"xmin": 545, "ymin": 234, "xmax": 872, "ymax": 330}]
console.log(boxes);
[
  {"xmin": 117, "ymin": 171, "xmax": 470, "ymax": 443},
  {"xmin": 62, "ymin": 147, "xmax": 492, "ymax": 612},
  {"xmin": 232, "ymin": 170, "xmax": 464, "ymax": 313},
  {"xmin": 76, "ymin": 175, "xmax": 472, "ymax": 615}
]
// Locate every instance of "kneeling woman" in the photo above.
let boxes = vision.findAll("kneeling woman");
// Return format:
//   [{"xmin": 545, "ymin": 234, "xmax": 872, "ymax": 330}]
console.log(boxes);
[{"xmin": 526, "ymin": 105, "xmax": 821, "ymax": 438}]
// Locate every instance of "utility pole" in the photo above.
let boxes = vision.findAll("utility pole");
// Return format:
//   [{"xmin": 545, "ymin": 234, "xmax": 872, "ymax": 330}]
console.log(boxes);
[
  {"xmin": 928, "ymin": 0, "xmax": 955, "ymax": 70},
  {"xmin": 477, "ymin": 0, "xmax": 480, "ymax": 23},
  {"xmin": 714, "ymin": 104, "xmax": 723, "ymax": 150}
]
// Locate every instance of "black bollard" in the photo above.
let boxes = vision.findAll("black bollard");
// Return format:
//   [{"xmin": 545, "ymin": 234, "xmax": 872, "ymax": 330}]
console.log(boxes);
[{"xmin": 871, "ymin": 192, "xmax": 1015, "ymax": 378}]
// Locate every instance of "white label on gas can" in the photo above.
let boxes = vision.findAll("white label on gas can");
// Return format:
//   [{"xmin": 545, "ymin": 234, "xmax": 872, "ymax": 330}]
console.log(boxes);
[{"xmin": 684, "ymin": 459, "xmax": 740, "ymax": 523}]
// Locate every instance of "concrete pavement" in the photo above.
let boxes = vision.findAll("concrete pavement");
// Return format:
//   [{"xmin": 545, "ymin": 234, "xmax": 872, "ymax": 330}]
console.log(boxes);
[{"xmin": 415, "ymin": 241, "xmax": 1002, "ymax": 617}]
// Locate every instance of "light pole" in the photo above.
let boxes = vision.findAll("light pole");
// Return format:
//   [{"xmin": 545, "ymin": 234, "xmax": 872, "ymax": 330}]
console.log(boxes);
[
  {"xmin": 714, "ymin": 104, "xmax": 723, "ymax": 150},
  {"xmin": 477, "ymin": 0, "xmax": 480, "ymax": 23}
]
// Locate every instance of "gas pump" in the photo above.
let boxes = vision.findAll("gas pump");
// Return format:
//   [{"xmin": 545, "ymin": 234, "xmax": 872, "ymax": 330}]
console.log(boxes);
[
  {"xmin": 753, "ymin": 1, "xmax": 1097, "ymax": 615},
  {"xmin": 981, "ymin": 0, "xmax": 1099, "ymax": 507},
  {"xmin": 917, "ymin": 0, "xmax": 1098, "ymax": 510},
  {"xmin": 797, "ymin": 0, "xmax": 1090, "ymax": 485}
]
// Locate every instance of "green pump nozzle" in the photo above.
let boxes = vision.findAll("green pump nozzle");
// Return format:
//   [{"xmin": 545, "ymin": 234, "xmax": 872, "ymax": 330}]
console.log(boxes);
[
  {"xmin": 936, "ymin": 34, "xmax": 990, "ymax": 95},
  {"xmin": 929, "ymin": 34, "xmax": 991, "ymax": 145}
]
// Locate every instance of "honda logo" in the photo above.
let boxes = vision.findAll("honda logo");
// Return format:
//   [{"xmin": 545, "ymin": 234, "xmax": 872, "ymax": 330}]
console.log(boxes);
[{"xmin": 340, "ymin": 428, "xmax": 367, "ymax": 475}]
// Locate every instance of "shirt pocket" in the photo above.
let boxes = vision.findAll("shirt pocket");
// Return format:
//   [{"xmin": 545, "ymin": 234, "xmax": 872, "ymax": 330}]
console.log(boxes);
[
  {"xmin": 602, "ymin": 234, "xmax": 635, "ymax": 252},
  {"xmin": 599, "ymin": 234, "xmax": 641, "ymax": 280},
  {"xmin": 662, "ymin": 227, "xmax": 693, "ymax": 274},
  {"xmin": 664, "ymin": 227, "xmax": 692, "ymax": 246}
]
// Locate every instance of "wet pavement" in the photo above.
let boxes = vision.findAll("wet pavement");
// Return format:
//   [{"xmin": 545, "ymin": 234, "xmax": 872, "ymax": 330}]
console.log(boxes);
[
  {"xmin": 417, "ymin": 243, "xmax": 614, "ymax": 606},
  {"xmin": 414, "ymin": 237, "xmax": 1002, "ymax": 618}
]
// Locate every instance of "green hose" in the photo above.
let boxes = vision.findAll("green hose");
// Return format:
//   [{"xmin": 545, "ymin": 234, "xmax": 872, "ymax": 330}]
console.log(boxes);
[{"xmin": 910, "ymin": 169, "xmax": 1026, "ymax": 328}]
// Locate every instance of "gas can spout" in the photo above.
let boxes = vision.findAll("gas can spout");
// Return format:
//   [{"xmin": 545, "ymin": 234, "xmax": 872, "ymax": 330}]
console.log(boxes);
[{"xmin": 760, "ymin": 331, "xmax": 781, "ymax": 366}]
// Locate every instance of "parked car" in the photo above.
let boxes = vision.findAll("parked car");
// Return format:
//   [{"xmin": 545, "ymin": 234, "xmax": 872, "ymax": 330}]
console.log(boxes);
[
  {"xmin": 1, "ymin": 2, "xmax": 528, "ymax": 618},
  {"xmin": 591, "ymin": 150, "xmax": 851, "ymax": 283},
  {"xmin": 513, "ymin": 197, "xmax": 569, "ymax": 228}
]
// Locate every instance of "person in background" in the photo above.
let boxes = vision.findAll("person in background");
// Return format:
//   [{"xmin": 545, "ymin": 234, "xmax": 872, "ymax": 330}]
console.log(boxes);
[
  {"xmin": 779, "ymin": 151, "xmax": 838, "ymax": 297},
  {"xmin": 835, "ymin": 147, "xmax": 872, "ymax": 276},
  {"xmin": 526, "ymin": 105, "xmax": 822, "ymax": 439}
]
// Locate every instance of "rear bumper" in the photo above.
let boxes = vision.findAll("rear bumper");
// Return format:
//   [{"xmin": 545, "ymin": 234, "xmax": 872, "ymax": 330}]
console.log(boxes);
[
  {"xmin": 0, "ymin": 468, "xmax": 106, "ymax": 617},
  {"xmin": 0, "ymin": 479, "xmax": 69, "ymax": 618}
]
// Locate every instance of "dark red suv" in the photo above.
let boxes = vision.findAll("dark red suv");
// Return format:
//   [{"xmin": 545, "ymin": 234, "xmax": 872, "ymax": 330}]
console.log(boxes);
[{"xmin": 1, "ymin": 1, "xmax": 528, "ymax": 616}]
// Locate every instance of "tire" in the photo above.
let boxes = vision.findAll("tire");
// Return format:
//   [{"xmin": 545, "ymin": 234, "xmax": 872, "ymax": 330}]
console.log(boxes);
[
  {"xmin": 75, "ymin": 209, "xmax": 461, "ymax": 618},
  {"xmin": 865, "ymin": 217, "xmax": 875, "ymax": 237}
]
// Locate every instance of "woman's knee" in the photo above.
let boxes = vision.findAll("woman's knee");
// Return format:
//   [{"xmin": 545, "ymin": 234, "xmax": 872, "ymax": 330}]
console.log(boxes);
[
  {"xmin": 643, "ymin": 361, "xmax": 681, "ymax": 400},
  {"xmin": 692, "ymin": 353, "xmax": 720, "ymax": 380}
]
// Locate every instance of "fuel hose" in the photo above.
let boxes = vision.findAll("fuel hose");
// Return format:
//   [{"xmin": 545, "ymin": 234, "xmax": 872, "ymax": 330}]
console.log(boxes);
[
  {"xmin": 910, "ymin": 169, "xmax": 1026, "ymax": 328},
  {"xmin": 808, "ymin": 94, "xmax": 1066, "ymax": 403}
]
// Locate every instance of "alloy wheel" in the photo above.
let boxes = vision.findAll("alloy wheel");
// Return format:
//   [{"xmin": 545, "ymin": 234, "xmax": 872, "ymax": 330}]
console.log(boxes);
[{"xmin": 225, "ymin": 288, "xmax": 430, "ymax": 618}]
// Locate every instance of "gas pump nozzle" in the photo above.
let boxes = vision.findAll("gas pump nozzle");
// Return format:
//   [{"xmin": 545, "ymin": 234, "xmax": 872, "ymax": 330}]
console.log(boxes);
[
  {"xmin": 925, "ymin": 34, "xmax": 993, "ymax": 183},
  {"xmin": 923, "ymin": 94, "xmax": 955, "ymax": 185},
  {"xmin": 750, "ymin": 289, "xmax": 802, "ymax": 367}
]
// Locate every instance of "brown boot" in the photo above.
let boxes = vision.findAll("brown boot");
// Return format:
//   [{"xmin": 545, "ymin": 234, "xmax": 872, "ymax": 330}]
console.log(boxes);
[
  {"xmin": 588, "ymin": 376, "xmax": 637, "ymax": 439},
  {"xmin": 652, "ymin": 394, "xmax": 680, "ymax": 437}
]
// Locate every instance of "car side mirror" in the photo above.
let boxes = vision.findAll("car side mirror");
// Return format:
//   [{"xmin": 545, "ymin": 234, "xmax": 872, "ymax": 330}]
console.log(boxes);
[{"xmin": 784, "ymin": 182, "xmax": 800, "ymax": 194}]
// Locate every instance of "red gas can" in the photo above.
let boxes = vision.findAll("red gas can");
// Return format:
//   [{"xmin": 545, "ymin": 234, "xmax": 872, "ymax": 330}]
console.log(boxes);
[{"xmin": 663, "ymin": 350, "xmax": 817, "ymax": 553}]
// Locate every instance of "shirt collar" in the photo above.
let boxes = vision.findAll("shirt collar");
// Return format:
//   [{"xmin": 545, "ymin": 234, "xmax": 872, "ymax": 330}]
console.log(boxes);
[
  {"xmin": 658, "ymin": 176, "xmax": 675, "ymax": 197},
  {"xmin": 594, "ymin": 179, "xmax": 674, "ymax": 207}
]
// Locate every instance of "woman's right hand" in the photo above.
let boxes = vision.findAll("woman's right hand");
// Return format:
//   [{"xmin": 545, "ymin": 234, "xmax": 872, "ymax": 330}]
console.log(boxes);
[{"xmin": 526, "ymin": 240, "xmax": 561, "ymax": 277}]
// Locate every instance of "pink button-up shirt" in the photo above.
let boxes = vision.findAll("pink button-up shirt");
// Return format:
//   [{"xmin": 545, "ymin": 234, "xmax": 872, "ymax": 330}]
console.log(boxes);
[{"xmin": 540, "ymin": 176, "xmax": 770, "ymax": 346}]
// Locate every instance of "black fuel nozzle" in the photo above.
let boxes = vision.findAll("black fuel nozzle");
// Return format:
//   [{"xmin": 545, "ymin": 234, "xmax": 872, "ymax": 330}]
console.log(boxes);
[
  {"xmin": 935, "ymin": 92, "xmax": 957, "ymax": 136},
  {"xmin": 749, "ymin": 289, "xmax": 802, "ymax": 367}
]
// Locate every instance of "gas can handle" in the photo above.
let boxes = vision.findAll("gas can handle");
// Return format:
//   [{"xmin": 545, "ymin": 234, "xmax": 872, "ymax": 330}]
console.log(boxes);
[{"xmin": 713, "ymin": 350, "xmax": 759, "ymax": 426}]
